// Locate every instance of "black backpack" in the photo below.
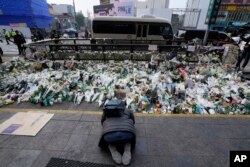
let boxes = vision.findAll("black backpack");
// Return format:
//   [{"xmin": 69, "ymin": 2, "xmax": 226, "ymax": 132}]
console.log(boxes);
[{"xmin": 103, "ymin": 99, "xmax": 126, "ymax": 118}]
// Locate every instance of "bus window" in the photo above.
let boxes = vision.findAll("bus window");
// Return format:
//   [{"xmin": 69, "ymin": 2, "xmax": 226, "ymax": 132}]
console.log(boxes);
[
  {"xmin": 93, "ymin": 21, "xmax": 136, "ymax": 34},
  {"xmin": 137, "ymin": 25, "xmax": 142, "ymax": 37},
  {"xmin": 114, "ymin": 22, "xmax": 136, "ymax": 34},
  {"xmin": 149, "ymin": 23, "xmax": 172, "ymax": 38},
  {"xmin": 142, "ymin": 25, "xmax": 147, "ymax": 37}
]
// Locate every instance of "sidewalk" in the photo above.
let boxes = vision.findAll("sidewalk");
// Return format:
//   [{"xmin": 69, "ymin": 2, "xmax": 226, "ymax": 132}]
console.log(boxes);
[
  {"xmin": 0, "ymin": 110, "xmax": 250, "ymax": 167},
  {"xmin": 0, "ymin": 39, "xmax": 32, "ymax": 55}
]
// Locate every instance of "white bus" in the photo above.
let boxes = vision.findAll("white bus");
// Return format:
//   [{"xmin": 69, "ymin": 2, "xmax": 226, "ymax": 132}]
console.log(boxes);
[{"xmin": 91, "ymin": 16, "xmax": 173, "ymax": 43}]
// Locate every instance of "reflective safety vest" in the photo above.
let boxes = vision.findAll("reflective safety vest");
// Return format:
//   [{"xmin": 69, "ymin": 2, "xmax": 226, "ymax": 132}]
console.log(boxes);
[
  {"xmin": 11, "ymin": 31, "xmax": 16, "ymax": 37},
  {"xmin": 4, "ymin": 31, "xmax": 9, "ymax": 38}
]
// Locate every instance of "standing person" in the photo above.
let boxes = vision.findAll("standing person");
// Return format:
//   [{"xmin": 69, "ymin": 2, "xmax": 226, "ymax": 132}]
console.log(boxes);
[
  {"xmin": 3, "ymin": 29, "xmax": 10, "ymax": 45},
  {"xmin": 37, "ymin": 31, "xmax": 44, "ymax": 41},
  {"xmin": 84, "ymin": 29, "xmax": 89, "ymax": 39},
  {"xmin": 99, "ymin": 99, "xmax": 136, "ymax": 166},
  {"xmin": 0, "ymin": 46, "xmax": 3, "ymax": 64},
  {"xmin": 10, "ymin": 29, "xmax": 16, "ymax": 39},
  {"xmin": 14, "ymin": 31, "xmax": 26, "ymax": 55},
  {"xmin": 236, "ymin": 29, "xmax": 250, "ymax": 71},
  {"xmin": 50, "ymin": 30, "xmax": 60, "ymax": 44},
  {"xmin": 75, "ymin": 31, "xmax": 78, "ymax": 38}
]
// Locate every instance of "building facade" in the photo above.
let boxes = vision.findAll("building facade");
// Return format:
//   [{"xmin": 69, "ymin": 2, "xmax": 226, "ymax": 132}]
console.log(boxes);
[
  {"xmin": 50, "ymin": 4, "xmax": 76, "ymax": 32},
  {"xmin": 136, "ymin": 0, "xmax": 171, "ymax": 21},
  {"xmin": 213, "ymin": 0, "xmax": 250, "ymax": 30},
  {"xmin": 136, "ymin": 0, "xmax": 169, "ymax": 9},
  {"xmin": 183, "ymin": 0, "xmax": 210, "ymax": 30},
  {"xmin": 51, "ymin": 4, "xmax": 75, "ymax": 17}
]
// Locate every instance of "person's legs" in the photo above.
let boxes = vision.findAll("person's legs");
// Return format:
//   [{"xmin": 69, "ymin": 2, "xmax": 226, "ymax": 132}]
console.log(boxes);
[
  {"xmin": 17, "ymin": 44, "xmax": 22, "ymax": 55},
  {"xmin": 242, "ymin": 50, "xmax": 250, "ymax": 70},
  {"xmin": 108, "ymin": 144, "xmax": 122, "ymax": 164},
  {"xmin": 5, "ymin": 37, "xmax": 9, "ymax": 44},
  {"xmin": 236, "ymin": 50, "xmax": 247, "ymax": 70},
  {"xmin": 122, "ymin": 143, "xmax": 132, "ymax": 165}
]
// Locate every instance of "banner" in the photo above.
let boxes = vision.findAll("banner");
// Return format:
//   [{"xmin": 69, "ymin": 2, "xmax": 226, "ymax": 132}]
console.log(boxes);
[
  {"xmin": 10, "ymin": 23, "xmax": 27, "ymax": 28},
  {"xmin": 94, "ymin": 1, "xmax": 135, "ymax": 17},
  {"xmin": 114, "ymin": 1, "xmax": 135, "ymax": 16},
  {"xmin": 94, "ymin": 4, "xmax": 115, "ymax": 17}
]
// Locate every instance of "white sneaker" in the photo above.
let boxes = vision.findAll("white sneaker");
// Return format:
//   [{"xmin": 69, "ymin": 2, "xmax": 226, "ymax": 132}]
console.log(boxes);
[
  {"xmin": 108, "ymin": 145, "xmax": 122, "ymax": 164},
  {"xmin": 122, "ymin": 143, "xmax": 132, "ymax": 166}
]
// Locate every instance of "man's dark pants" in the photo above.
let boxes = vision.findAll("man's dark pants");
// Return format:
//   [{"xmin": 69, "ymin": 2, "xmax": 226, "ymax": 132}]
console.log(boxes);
[{"xmin": 236, "ymin": 49, "xmax": 250, "ymax": 69}]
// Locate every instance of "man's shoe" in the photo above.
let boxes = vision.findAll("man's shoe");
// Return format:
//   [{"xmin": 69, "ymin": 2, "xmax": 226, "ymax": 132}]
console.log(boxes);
[
  {"xmin": 108, "ymin": 145, "xmax": 122, "ymax": 165},
  {"xmin": 122, "ymin": 143, "xmax": 131, "ymax": 166}
]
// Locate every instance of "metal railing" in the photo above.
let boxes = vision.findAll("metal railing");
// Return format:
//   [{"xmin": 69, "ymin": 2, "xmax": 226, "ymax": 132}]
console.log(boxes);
[{"xmin": 27, "ymin": 38, "xmax": 187, "ymax": 61}]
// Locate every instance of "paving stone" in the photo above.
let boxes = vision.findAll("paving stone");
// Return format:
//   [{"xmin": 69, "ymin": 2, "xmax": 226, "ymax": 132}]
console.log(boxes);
[
  {"xmin": 72, "ymin": 121, "xmax": 93, "ymax": 135},
  {"xmin": 83, "ymin": 135, "xmax": 103, "ymax": 154},
  {"xmin": 90, "ymin": 122, "xmax": 102, "ymax": 135},
  {"xmin": 60, "ymin": 150, "xmax": 85, "ymax": 161},
  {"xmin": 56, "ymin": 121, "xmax": 78, "ymax": 134},
  {"xmin": 82, "ymin": 152, "xmax": 114, "ymax": 165},
  {"xmin": 183, "ymin": 117, "xmax": 230, "ymax": 125},
  {"xmin": 145, "ymin": 123, "xmax": 170, "ymax": 139},
  {"xmin": 0, "ymin": 118, "xmax": 6, "ymax": 124},
  {"xmin": 0, "ymin": 111, "xmax": 15, "ymax": 120},
  {"xmin": 202, "ymin": 124, "xmax": 250, "ymax": 139},
  {"xmin": 7, "ymin": 149, "xmax": 41, "ymax": 167},
  {"xmin": 76, "ymin": 102, "xmax": 101, "ymax": 112},
  {"xmin": 144, "ymin": 116, "xmax": 165, "ymax": 124},
  {"xmin": 0, "ymin": 148, "xmax": 22, "ymax": 167},
  {"xmin": 134, "ymin": 116, "xmax": 145, "ymax": 124},
  {"xmin": 227, "ymin": 139, "xmax": 250, "ymax": 151},
  {"xmin": 174, "ymin": 123, "xmax": 207, "ymax": 139},
  {"xmin": 64, "ymin": 134, "xmax": 88, "ymax": 152},
  {"xmin": 129, "ymin": 155, "xmax": 172, "ymax": 167},
  {"xmin": 0, "ymin": 134, "xmax": 12, "ymax": 144},
  {"xmin": 129, "ymin": 155, "xmax": 154, "ymax": 167},
  {"xmin": 134, "ymin": 137, "xmax": 148, "ymax": 156},
  {"xmin": 40, "ymin": 120, "xmax": 77, "ymax": 134},
  {"xmin": 168, "ymin": 138, "xmax": 216, "ymax": 156},
  {"xmin": 52, "ymin": 113, "xmax": 82, "ymax": 121},
  {"xmin": 0, "ymin": 136, "xmax": 33, "ymax": 149},
  {"xmin": 46, "ymin": 133, "xmax": 71, "ymax": 151},
  {"xmin": 31, "ymin": 150, "xmax": 63, "ymax": 167},
  {"xmin": 145, "ymin": 122, "xmax": 211, "ymax": 140},
  {"xmin": 81, "ymin": 115, "xmax": 101, "ymax": 122},
  {"xmin": 202, "ymin": 155, "xmax": 228, "ymax": 167},
  {"xmin": 170, "ymin": 155, "xmax": 208, "ymax": 167},
  {"xmin": 135, "ymin": 124, "xmax": 146, "ymax": 137},
  {"xmin": 40, "ymin": 120, "xmax": 62, "ymax": 133},
  {"xmin": 0, "ymin": 112, "xmax": 15, "ymax": 124},
  {"xmin": 24, "ymin": 133, "xmax": 54, "ymax": 150},
  {"xmin": 147, "ymin": 138, "xmax": 170, "ymax": 156},
  {"xmin": 202, "ymin": 139, "xmax": 231, "ymax": 156}
]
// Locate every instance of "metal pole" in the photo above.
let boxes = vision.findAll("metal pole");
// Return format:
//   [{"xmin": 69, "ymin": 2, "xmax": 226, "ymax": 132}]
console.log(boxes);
[
  {"xmin": 152, "ymin": 0, "xmax": 155, "ymax": 15},
  {"xmin": 73, "ymin": 0, "xmax": 77, "ymax": 28},
  {"xmin": 203, "ymin": 24, "xmax": 210, "ymax": 46}
]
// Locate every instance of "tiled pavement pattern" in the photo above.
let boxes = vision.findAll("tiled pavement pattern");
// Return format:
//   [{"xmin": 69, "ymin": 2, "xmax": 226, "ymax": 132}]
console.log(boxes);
[{"xmin": 0, "ymin": 111, "xmax": 250, "ymax": 167}]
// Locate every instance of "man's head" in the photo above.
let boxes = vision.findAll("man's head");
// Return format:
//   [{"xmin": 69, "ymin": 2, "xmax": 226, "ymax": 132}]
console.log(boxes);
[{"xmin": 3, "ymin": 29, "xmax": 6, "ymax": 32}]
